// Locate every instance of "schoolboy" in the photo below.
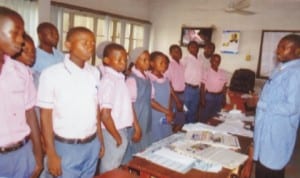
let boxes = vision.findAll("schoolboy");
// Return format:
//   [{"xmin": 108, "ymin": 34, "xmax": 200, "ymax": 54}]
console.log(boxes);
[
  {"xmin": 181, "ymin": 41, "xmax": 203, "ymax": 123},
  {"xmin": 37, "ymin": 27, "xmax": 104, "ymax": 177},
  {"xmin": 165, "ymin": 44, "xmax": 185, "ymax": 131},
  {"xmin": 254, "ymin": 34, "xmax": 300, "ymax": 178},
  {"xmin": 0, "ymin": 6, "xmax": 43, "ymax": 178},
  {"xmin": 199, "ymin": 42, "xmax": 215, "ymax": 71},
  {"xmin": 98, "ymin": 43, "xmax": 141, "ymax": 173},
  {"xmin": 32, "ymin": 22, "xmax": 64, "ymax": 86},
  {"xmin": 200, "ymin": 54, "xmax": 227, "ymax": 123}
]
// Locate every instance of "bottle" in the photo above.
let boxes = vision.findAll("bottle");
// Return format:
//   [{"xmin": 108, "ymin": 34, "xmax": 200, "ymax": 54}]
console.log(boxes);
[{"xmin": 160, "ymin": 117, "xmax": 168, "ymax": 125}]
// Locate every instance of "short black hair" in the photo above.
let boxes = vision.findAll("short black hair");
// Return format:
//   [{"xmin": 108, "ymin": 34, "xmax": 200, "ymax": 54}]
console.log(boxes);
[
  {"xmin": 281, "ymin": 34, "xmax": 300, "ymax": 48},
  {"xmin": 150, "ymin": 51, "xmax": 169, "ymax": 63},
  {"xmin": 37, "ymin": 22, "xmax": 57, "ymax": 34},
  {"xmin": 66, "ymin": 26, "xmax": 94, "ymax": 42},
  {"xmin": 103, "ymin": 43, "xmax": 126, "ymax": 58},
  {"xmin": 0, "ymin": 6, "xmax": 23, "ymax": 24},
  {"xmin": 187, "ymin": 40, "xmax": 199, "ymax": 48},
  {"xmin": 169, "ymin": 44, "xmax": 181, "ymax": 53}
]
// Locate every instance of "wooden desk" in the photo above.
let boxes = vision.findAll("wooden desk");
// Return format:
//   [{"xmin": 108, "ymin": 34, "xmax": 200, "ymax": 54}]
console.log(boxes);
[{"xmin": 126, "ymin": 134, "xmax": 253, "ymax": 178}]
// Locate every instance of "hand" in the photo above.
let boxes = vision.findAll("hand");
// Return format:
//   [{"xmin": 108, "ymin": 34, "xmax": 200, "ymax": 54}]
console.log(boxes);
[
  {"xmin": 98, "ymin": 145, "xmax": 105, "ymax": 158},
  {"xmin": 47, "ymin": 152, "xmax": 62, "ymax": 177},
  {"xmin": 115, "ymin": 135, "xmax": 122, "ymax": 147},
  {"xmin": 165, "ymin": 110, "xmax": 174, "ymax": 123},
  {"xmin": 30, "ymin": 164, "xmax": 43, "ymax": 178},
  {"xmin": 175, "ymin": 101, "xmax": 183, "ymax": 112},
  {"xmin": 132, "ymin": 126, "xmax": 142, "ymax": 143}
]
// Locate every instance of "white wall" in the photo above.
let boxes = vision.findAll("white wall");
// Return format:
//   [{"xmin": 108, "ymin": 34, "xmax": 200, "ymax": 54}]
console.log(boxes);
[
  {"xmin": 51, "ymin": 0, "xmax": 150, "ymax": 20},
  {"xmin": 149, "ymin": 0, "xmax": 300, "ymax": 73}
]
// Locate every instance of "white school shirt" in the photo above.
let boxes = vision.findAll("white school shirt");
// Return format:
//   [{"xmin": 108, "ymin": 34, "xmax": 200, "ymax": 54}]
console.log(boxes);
[{"xmin": 37, "ymin": 54, "xmax": 100, "ymax": 139}]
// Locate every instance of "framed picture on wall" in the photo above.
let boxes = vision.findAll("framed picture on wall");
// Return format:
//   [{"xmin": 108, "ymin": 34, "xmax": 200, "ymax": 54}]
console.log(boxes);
[
  {"xmin": 220, "ymin": 30, "xmax": 240, "ymax": 54},
  {"xmin": 180, "ymin": 27, "xmax": 213, "ymax": 47},
  {"xmin": 257, "ymin": 30, "xmax": 300, "ymax": 79}
]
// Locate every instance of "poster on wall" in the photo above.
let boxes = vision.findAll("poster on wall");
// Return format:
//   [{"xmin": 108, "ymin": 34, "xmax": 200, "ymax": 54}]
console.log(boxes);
[{"xmin": 220, "ymin": 30, "xmax": 240, "ymax": 54}]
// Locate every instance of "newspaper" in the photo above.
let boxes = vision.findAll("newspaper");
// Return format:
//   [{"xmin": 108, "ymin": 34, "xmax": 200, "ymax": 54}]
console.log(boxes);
[
  {"xmin": 169, "ymin": 139, "xmax": 248, "ymax": 170},
  {"xmin": 186, "ymin": 130, "xmax": 240, "ymax": 150}
]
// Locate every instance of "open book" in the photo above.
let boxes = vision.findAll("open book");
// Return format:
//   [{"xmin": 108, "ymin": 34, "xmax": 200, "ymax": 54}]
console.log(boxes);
[{"xmin": 186, "ymin": 130, "xmax": 240, "ymax": 150}]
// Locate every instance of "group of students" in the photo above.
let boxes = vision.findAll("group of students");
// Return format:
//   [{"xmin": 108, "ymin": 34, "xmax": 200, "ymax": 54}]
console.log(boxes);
[{"xmin": 0, "ymin": 6, "xmax": 229, "ymax": 178}]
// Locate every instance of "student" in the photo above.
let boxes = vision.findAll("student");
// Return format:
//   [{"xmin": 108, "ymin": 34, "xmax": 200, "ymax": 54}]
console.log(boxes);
[
  {"xmin": 0, "ymin": 6, "xmax": 43, "ymax": 178},
  {"xmin": 122, "ymin": 47, "xmax": 152, "ymax": 163},
  {"xmin": 254, "ymin": 34, "xmax": 300, "ymax": 178},
  {"xmin": 14, "ymin": 33, "xmax": 36, "ymax": 67},
  {"xmin": 148, "ymin": 51, "xmax": 173, "ymax": 142},
  {"xmin": 200, "ymin": 54, "xmax": 227, "ymax": 123},
  {"xmin": 199, "ymin": 42, "xmax": 215, "ymax": 71},
  {"xmin": 165, "ymin": 44, "xmax": 185, "ymax": 131},
  {"xmin": 181, "ymin": 41, "xmax": 203, "ymax": 123},
  {"xmin": 32, "ymin": 22, "xmax": 64, "ymax": 86},
  {"xmin": 37, "ymin": 27, "xmax": 104, "ymax": 177},
  {"xmin": 98, "ymin": 43, "xmax": 141, "ymax": 173}
]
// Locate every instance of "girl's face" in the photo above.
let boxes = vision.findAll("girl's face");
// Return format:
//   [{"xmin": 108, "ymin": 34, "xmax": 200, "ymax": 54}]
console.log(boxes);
[
  {"xmin": 151, "ymin": 55, "xmax": 169, "ymax": 74},
  {"xmin": 17, "ymin": 39, "xmax": 36, "ymax": 67},
  {"xmin": 135, "ymin": 51, "xmax": 150, "ymax": 72}
]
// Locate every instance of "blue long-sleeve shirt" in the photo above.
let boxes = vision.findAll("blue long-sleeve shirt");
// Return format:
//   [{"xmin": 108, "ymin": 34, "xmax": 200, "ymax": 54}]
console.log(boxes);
[{"xmin": 254, "ymin": 59, "xmax": 300, "ymax": 170}]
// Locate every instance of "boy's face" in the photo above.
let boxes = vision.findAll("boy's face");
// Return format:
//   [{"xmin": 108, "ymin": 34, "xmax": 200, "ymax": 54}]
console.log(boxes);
[
  {"xmin": 39, "ymin": 26, "xmax": 59, "ymax": 47},
  {"xmin": 151, "ymin": 55, "xmax": 169, "ymax": 73},
  {"xmin": 170, "ymin": 47, "xmax": 182, "ymax": 61},
  {"xmin": 0, "ymin": 16, "xmax": 24, "ymax": 56},
  {"xmin": 105, "ymin": 49, "xmax": 127, "ymax": 72},
  {"xmin": 276, "ymin": 39, "xmax": 298, "ymax": 63},
  {"xmin": 135, "ymin": 51, "xmax": 150, "ymax": 71},
  {"xmin": 188, "ymin": 43, "xmax": 199, "ymax": 57},
  {"xmin": 204, "ymin": 44, "xmax": 215, "ymax": 56},
  {"xmin": 210, "ymin": 55, "xmax": 221, "ymax": 71},
  {"xmin": 17, "ymin": 39, "xmax": 36, "ymax": 67},
  {"xmin": 66, "ymin": 31, "xmax": 95, "ymax": 62}
]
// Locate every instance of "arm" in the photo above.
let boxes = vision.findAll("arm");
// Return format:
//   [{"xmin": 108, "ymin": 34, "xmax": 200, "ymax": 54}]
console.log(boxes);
[
  {"xmin": 96, "ymin": 107, "xmax": 105, "ymax": 158},
  {"xmin": 131, "ymin": 104, "xmax": 142, "ymax": 142},
  {"xmin": 100, "ymin": 108, "xmax": 122, "ymax": 147},
  {"xmin": 26, "ymin": 107, "xmax": 43, "ymax": 178},
  {"xmin": 40, "ymin": 108, "xmax": 62, "ymax": 177},
  {"xmin": 151, "ymin": 99, "xmax": 173, "ymax": 123}
]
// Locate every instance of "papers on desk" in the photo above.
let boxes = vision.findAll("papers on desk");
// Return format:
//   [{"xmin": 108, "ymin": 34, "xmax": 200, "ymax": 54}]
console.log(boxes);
[
  {"xmin": 186, "ymin": 130, "xmax": 240, "ymax": 150},
  {"xmin": 169, "ymin": 140, "xmax": 248, "ymax": 170}
]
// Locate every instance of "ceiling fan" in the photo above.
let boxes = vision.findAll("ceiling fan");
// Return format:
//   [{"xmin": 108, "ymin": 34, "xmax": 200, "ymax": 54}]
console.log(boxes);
[{"xmin": 225, "ymin": 0, "xmax": 256, "ymax": 15}]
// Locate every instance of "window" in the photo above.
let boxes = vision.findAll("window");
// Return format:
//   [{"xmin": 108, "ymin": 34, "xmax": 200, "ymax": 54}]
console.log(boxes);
[{"xmin": 52, "ymin": 4, "xmax": 151, "ymax": 65}]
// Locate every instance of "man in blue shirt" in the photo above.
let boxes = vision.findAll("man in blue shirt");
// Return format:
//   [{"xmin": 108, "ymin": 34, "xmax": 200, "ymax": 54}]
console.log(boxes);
[{"xmin": 254, "ymin": 34, "xmax": 300, "ymax": 178}]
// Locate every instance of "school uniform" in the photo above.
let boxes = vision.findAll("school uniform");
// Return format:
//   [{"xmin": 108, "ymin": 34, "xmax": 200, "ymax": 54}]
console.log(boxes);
[
  {"xmin": 181, "ymin": 53, "xmax": 203, "ymax": 123},
  {"xmin": 165, "ymin": 58, "xmax": 185, "ymax": 125},
  {"xmin": 200, "ymin": 67, "xmax": 227, "ymax": 123},
  {"xmin": 0, "ymin": 55, "xmax": 36, "ymax": 178},
  {"xmin": 37, "ymin": 54, "xmax": 101, "ymax": 178},
  {"xmin": 98, "ymin": 66, "xmax": 133, "ymax": 173},
  {"xmin": 148, "ymin": 72, "xmax": 172, "ymax": 143},
  {"xmin": 122, "ymin": 66, "xmax": 153, "ymax": 163}
]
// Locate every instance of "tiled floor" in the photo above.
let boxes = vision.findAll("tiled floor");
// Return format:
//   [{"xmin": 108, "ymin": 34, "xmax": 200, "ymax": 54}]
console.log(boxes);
[{"xmin": 251, "ymin": 130, "xmax": 300, "ymax": 178}]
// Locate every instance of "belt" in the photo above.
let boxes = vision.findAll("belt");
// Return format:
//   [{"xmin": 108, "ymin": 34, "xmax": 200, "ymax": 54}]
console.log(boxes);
[
  {"xmin": 55, "ymin": 133, "xmax": 97, "ymax": 144},
  {"xmin": 206, "ymin": 91, "xmax": 223, "ymax": 95},
  {"xmin": 185, "ymin": 83, "xmax": 199, "ymax": 89},
  {"xmin": 174, "ymin": 90, "xmax": 184, "ymax": 94},
  {"xmin": 0, "ymin": 135, "xmax": 30, "ymax": 154}
]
